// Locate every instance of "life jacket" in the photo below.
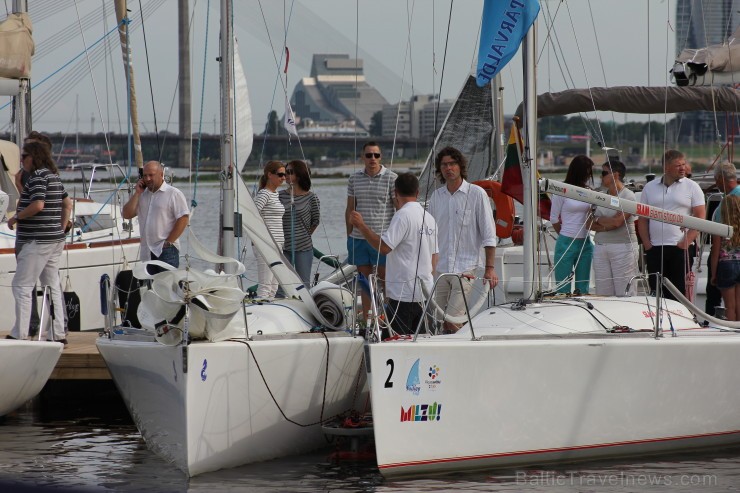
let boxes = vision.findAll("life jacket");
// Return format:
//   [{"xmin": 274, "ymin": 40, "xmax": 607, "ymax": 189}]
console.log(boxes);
[{"xmin": 472, "ymin": 180, "xmax": 515, "ymax": 239}]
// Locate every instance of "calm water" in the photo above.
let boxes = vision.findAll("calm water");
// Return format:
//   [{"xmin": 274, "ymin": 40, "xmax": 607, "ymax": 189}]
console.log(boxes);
[
  {"xmin": 2, "ymin": 390, "xmax": 740, "ymax": 492},
  {"xmin": 3, "ymin": 178, "xmax": 740, "ymax": 491}
]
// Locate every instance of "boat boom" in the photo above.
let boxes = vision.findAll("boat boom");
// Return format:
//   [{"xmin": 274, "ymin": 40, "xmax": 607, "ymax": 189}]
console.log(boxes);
[{"xmin": 541, "ymin": 178, "xmax": 732, "ymax": 238}]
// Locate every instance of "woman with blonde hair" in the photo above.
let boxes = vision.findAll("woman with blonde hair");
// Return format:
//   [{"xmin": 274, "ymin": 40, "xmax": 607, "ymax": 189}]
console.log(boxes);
[
  {"xmin": 254, "ymin": 160, "xmax": 286, "ymax": 298},
  {"xmin": 711, "ymin": 194, "xmax": 740, "ymax": 320}
]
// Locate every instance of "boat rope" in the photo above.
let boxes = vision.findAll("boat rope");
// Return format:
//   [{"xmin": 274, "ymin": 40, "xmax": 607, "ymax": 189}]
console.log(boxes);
[
  {"xmin": 132, "ymin": 0, "xmax": 159, "ymax": 157},
  {"xmin": 233, "ymin": 333, "xmax": 335, "ymax": 427},
  {"xmin": 71, "ymin": 1, "xmax": 115, "ymax": 163},
  {"xmin": 191, "ymin": 0, "xmax": 212, "ymax": 208}
]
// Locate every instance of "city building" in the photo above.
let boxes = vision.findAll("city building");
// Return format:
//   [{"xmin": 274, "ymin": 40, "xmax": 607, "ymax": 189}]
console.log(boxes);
[
  {"xmin": 382, "ymin": 94, "xmax": 452, "ymax": 139},
  {"xmin": 289, "ymin": 54, "xmax": 388, "ymax": 133}
]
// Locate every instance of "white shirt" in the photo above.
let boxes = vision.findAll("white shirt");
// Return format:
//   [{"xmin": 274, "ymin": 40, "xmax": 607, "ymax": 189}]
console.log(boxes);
[
  {"xmin": 382, "ymin": 201, "xmax": 438, "ymax": 302},
  {"xmin": 138, "ymin": 182, "xmax": 190, "ymax": 261},
  {"xmin": 428, "ymin": 180, "xmax": 497, "ymax": 274},
  {"xmin": 550, "ymin": 195, "xmax": 592, "ymax": 239},
  {"xmin": 640, "ymin": 176, "xmax": 705, "ymax": 246}
]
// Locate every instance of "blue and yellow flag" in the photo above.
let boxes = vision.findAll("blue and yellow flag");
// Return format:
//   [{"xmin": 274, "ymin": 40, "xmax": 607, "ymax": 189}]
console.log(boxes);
[{"xmin": 476, "ymin": 0, "xmax": 540, "ymax": 87}]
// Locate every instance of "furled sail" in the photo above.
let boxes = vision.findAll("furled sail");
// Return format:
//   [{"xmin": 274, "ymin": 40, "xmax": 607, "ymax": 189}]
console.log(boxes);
[
  {"xmin": 672, "ymin": 26, "xmax": 740, "ymax": 87},
  {"xmin": 236, "ymin": 175, "xmax": 349, "ymax": 330},
  {"xmin": 0, "ymin": 13, "xmax": 33, "ymax": 79},
  {"xmin": 514, "ymin": 86, "xmax": 740, "ymax": 120},
  {"xmin": 418, "ymin": 75, "xmax": 495, "ymax": 199}
]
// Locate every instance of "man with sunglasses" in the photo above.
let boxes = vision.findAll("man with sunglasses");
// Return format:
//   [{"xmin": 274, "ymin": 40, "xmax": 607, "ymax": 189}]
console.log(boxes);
[{"xmin": 345, "ymin": 141, "xmax": 397, "ymax": 320}]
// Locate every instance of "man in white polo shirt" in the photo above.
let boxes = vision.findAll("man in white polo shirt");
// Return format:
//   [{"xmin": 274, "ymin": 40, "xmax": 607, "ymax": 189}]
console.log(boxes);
[
  {"xmin": 638, "ymin": 149, "xmax": 705, "ymax": 300},
  {"xmin": 350, "ymin": 173, "xmax": 438, "ymax": 335}
]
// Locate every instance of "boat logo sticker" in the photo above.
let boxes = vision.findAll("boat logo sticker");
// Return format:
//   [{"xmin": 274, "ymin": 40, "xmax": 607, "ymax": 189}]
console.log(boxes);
[
  {"xmin": 610, "ymin": 196, "xmax": 620, "ymax": 207},
  {"xmin": 400, "ymin": 402, "xmax": 442, "ymax": 422},
  {"xmin": 201, "ymin": 359, "xmax": 208, "ymax": 382},
  {"xmin": 425, "ymin": 365, "xmax": 441, "ymax": 391},
  {"xmin": 405, "ymin": 358, "xmax": 421, "ymax": 395}
]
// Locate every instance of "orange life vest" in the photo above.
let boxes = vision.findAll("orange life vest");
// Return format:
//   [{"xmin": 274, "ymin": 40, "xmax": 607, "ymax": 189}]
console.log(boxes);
[{"xmin": 472, "ymin": 180, "xmax": 515, "ymax": 239}]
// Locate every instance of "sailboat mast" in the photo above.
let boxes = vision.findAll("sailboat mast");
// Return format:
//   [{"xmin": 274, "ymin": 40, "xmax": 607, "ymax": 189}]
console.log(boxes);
[
  {"xmin": 521, "ymin": 23, "xmax": 538, "ymax": 300},
  {"xmin": 218, "ymin": 0, "xmax": 236, "ymax": 267},
  {"xmin": 11, "ymin": 0, "xmax": 30, "ymax": 145},
  {"xmin": 114, "ymin": 0, "xmax": 144, "ymax": 173}
]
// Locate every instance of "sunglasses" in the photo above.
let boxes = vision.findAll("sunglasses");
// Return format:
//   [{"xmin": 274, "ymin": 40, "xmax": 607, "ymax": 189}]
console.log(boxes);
[
  {"xmin": 286, "ymin": 169, "xmax": 295, "ymax": 175},
  {"xmin": 364, "ymin": 152, "xmax": 381, "ymax": 159},
  {"xmin": 21, "ymin": 153, "xmax": 29, "ymax": 159},
  {"xmin": 274, "ymin": 172, "xmax": 286, "ymax": 178},
  {"xmin": 601, "ymin": 170, "xmax": 611, "ymax": 176}
]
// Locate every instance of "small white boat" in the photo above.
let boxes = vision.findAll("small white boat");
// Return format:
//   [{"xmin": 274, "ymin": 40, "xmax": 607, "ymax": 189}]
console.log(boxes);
[{"xmin": 0, "ymin": 339, "xmax": 63, "ymax": 416}]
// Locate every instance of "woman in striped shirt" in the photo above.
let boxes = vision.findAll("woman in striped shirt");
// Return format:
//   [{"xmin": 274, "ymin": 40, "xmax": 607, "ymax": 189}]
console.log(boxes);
[
  {"xmin": 254, "ymin": 161, "xmax": 286, "ymax": 298},
  {"xmin": 279, "ymin": 160, "xmax": 320, "ymax": 285}
]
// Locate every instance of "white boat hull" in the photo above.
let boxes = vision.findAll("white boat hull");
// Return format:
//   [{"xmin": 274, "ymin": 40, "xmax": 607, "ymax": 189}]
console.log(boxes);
[
  {"xmin": 0, "ymin": 340, "xmax": 63, "ymax": 416},
  {"xmin": 368, "ymin": 297, "xmax": 740, "ymax": 477},
  {"xmin": 97, "ymin": 331, "xmax": 366, "ymax": 476}
]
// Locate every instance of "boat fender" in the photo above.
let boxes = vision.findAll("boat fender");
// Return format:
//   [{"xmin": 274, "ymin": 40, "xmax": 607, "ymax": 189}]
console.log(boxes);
[{"xmin": 472, "ymin": 180, "xmax": 515, "ymax": 239}]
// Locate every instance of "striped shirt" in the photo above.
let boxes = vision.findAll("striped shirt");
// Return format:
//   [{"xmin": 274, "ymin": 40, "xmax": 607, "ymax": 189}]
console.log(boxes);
[
  {"xmin": 347, "ymin": 166, "xmax": 397, "ymax": 239},
  {"xmin": 279, "ymin": 189, "xmax": 320, "ymax": 252},
  {"xmin": 255, "ymin": 188, "xmax": 286, "ymax": 244},
  {"xmin": 16, "ymin": 168, "xmax": 66, "ymax": 244}
]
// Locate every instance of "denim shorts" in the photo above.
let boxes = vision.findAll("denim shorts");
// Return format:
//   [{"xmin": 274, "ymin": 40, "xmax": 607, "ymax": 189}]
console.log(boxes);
[
  {"xmin": 347, "ymin": 237, "xmax": 386, "ymax": 267},
  {"xmin": 716, "ymin": 258, "xmax": 740, "ymax": 290}
]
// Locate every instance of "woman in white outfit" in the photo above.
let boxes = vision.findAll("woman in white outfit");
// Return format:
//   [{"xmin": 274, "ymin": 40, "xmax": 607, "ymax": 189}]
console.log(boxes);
[
  {"xmin": 591, "ymin": 159, "xmax": 639, "ymax": 296},
  {"xmin": 254, "ymin": 161, "xmax": 286, "ymax": 298}
]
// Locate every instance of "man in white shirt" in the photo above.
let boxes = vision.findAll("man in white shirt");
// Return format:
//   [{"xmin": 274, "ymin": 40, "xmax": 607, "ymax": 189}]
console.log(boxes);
[
  {"xmin": 428, "ymin": 146, "xmax": 498, "ymax": 333},
  {"xmin": 350, "ymin": 173, "xmax": 438, "ymax": 335},
  {"xmin": 123, "ymin": 161, "xmax": 190, "ymax": 273},
  {"xmin": 638, "ymin": 149, "xmax": 705, "ymax": 300}
]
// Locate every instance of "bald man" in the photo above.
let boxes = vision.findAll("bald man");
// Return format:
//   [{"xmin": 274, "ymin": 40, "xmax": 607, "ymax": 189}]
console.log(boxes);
[{"xmin": 123, "ymin": 161, "xmax": 189, "ymax": 270}]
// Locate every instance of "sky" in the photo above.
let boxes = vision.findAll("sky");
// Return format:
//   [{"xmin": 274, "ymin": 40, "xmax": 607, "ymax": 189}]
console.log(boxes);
[{"xmin": 7, "ymin": 0, "xmax": 679, "ymax": 136}]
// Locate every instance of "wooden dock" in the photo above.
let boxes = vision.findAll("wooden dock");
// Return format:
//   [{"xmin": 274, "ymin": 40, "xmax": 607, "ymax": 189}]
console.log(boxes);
[{"xmin": 1, "ymin": 330, "xmax": 110, "ymax": 380}]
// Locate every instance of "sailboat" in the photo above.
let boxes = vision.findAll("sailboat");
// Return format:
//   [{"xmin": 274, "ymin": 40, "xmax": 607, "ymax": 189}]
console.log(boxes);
[
  {"xmin": 0, "ymin": 6, "xmax": 142, "ymax": 332},
  {"xmin": 95, "ymin": 0, "xmax": 365, "ymax": 477},
  {"xmin": 366, "ymin": 10, "xmax": 740, "ymax": 478}
]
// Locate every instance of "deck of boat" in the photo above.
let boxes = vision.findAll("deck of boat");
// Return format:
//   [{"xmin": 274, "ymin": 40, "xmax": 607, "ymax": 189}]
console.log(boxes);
[{"xmin": 0, "ymin": 330, "xmax": 110, "ymax": 380}]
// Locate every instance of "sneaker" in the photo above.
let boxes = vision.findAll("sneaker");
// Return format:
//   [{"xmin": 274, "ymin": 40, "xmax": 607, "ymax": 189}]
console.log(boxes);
[
  {"xmin": 58, "ymin": 338, "xmax": 68, "ymax": 346},
  {"xmin": 5, "ymin": 335, "xmax": 16, "ymax": 340}
]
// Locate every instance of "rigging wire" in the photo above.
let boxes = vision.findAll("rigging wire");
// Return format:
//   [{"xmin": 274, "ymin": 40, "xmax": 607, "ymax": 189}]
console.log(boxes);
[{"xmin": 137, "ymin": 0, "xmax": 161, "ymax": 157}]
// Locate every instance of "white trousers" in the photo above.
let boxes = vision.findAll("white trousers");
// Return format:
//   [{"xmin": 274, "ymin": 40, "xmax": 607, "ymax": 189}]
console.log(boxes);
[
  {"xmin": 11, "ymin": 240, "xmax": 66, "ymax": 340},
  {"xmin": 256, "ymin": 241, "xmax": 283, "ymax": 299},
  {"xmin": 593, "ymin": 242, "xmax": 640, "ymax": 296}
]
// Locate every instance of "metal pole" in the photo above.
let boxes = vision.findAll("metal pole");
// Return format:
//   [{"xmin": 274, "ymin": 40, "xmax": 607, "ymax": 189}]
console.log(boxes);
[
  {"xmin": 521, "ymin": 23, "xmax": 538, "ymax": 300},
  {"xmin": 218, "ymin": 0, "xmax": 236, "ymax": 267},
  {"xmin": 178, "ymin": 0, "xmax": 192, "ymax": 168}
]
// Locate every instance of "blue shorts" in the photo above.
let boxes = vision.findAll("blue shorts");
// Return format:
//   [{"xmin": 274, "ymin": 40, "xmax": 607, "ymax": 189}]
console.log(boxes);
[
  {"xmin": 716, "ymin": 258, "xmax": 740, "ymax": 290},
  {"xmin": 347, "ymin": 237, "xmax": 386, "ymax": 267}
]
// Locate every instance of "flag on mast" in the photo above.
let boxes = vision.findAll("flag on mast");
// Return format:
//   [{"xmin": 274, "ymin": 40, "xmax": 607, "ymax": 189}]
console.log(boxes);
[
  {"xmin": 501, "ymin": 124, "xmax": 551, "ymax": 220},
  {"xmin": 283, "ymin": 97, "xmax": 299, "ymax": 137},
  {"xmin": 476, "ymin": 0, "xmax": 540, "ymax": 87}
]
